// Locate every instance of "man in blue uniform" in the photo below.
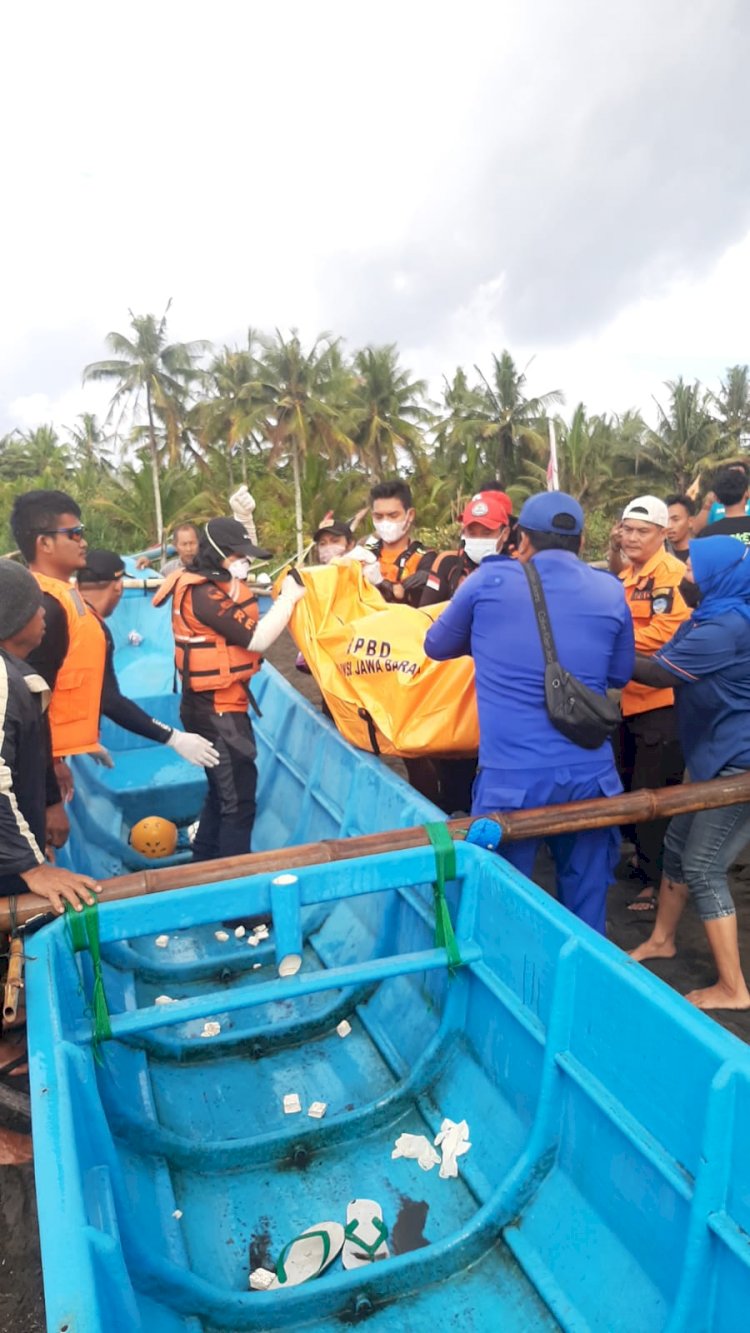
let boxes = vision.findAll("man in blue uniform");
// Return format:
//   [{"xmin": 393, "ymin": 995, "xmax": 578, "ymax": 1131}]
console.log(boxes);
[{"xmin": 424, "ymin": 492, "xmax": 635, "ymax": 934}]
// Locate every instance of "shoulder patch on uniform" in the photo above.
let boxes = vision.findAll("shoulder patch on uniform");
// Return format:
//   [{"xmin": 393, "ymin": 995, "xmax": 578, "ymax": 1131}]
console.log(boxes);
[{"xmin": 651, "ymin": 588, "xmax": 674, "ymax": 615}]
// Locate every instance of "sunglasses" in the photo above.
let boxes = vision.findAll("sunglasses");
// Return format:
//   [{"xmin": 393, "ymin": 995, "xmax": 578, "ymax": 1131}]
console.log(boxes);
[{"xmin": 39, "ymin": 524, "xmax": 86, "ymax": 541}]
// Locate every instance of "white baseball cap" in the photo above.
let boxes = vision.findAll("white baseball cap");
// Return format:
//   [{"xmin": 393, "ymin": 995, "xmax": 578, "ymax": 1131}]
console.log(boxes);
[{"xmin": 621, "ymin": 496, "xmax": 669, "ymax": 527}]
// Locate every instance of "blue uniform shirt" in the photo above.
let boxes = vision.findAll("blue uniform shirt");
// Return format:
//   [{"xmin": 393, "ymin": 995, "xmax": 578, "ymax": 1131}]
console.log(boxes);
[
  {"xmin": 424, "ymin": 550, "xmax": 635, "ymax": 769},
  {"xmin": 655, "ymin": 611, "xmax": 750, "ymax": 781}
]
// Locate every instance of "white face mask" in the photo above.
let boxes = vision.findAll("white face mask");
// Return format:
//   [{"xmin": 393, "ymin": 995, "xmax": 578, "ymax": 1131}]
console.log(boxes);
[
  {"xmin": 463, "ymin": 536, "xmax": 499, "ymax": 565},
  {"xmin": 318, "ymin": 543, "xmax": 348, "ymax": 565},
  {"xmin": 373, "ymin": 517, "xmax": 409, "ymax": 544},
  {"xmin": 228, "ymin": 557, "xmax": 250, "ymax": 581}
]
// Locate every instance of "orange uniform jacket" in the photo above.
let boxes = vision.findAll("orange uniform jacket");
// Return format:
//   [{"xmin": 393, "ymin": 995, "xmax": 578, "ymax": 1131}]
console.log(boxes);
[
  {"xmin": 33, "ymin": 572, "xmax": 106, "ymax": 757},
  {"xmin": 376, "ymin": 539, "xmax": 429, "ymax": 584},
  {"xmin": 153, "ymin": 570, "xmax": 261, "ymax": 712},
  {"xmin": 619, "ymin": 548, "xmax": 691, "ymax": 717}
]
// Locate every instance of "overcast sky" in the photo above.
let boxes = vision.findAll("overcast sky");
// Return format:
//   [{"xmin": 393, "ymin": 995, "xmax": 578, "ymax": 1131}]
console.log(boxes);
[{"xmin": 1, "ymin": 0, "xmax": 749, "ymax": 439}]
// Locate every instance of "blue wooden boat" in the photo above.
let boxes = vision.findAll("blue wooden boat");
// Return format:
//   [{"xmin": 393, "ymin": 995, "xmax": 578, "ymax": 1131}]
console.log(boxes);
[{"xmin": 25, "ymin": 586, "xmax": 750, "ymax": 1331}]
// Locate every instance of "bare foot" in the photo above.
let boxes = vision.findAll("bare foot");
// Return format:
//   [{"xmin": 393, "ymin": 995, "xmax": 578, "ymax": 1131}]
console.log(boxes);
[
  {"xmin": 0, "ymin": 1127, "xmax": 32, "ymax": 1166},
  {"xmin": 629, "ymin": 937, "xmax": 677, "ymax": 962},
  {"xmin": 685, "ymin": 982, "xmax": 750, "ymax": 1011}
]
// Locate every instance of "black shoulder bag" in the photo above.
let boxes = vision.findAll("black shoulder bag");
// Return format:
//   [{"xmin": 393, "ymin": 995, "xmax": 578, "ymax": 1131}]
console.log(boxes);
[{"xmin": 522, "ymin": 561, "xmax": 621, "ymax": 749}]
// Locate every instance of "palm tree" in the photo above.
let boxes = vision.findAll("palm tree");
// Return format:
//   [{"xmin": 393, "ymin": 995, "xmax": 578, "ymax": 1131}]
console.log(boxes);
[
  {"xmin": 641, "ymin": 378, "xmax": 726, "ymax": 492},
  {"xmin": 256, "ymin": 330, "xmax": 355, "ymax": 559},
  {"xmin": 83, "ymin": 302, "xmax": 210, "ymax": 544},
  {"xmin": 432, "ymin": 367, "xmax": 493, "ymax": 495},
  {"xmin": 89, "ymin": 463, "xmax": 221, "ymax": 549},
  {"xmin": 65, "ymin": 413, "xmax": 114, "ymax": 471},
  {"xmin": 349, "ymin": 345, "xmax": 428, "ymax": 481},
  {"xmin": 192, "ymin": 332, "xmax": 267, "ymax": 488},
  {"xmin": 0, "ymin": 426, "xmax": 71, "ymax": 481},
  {"xmin": 447, "ymin": 351, "xmax": 562, "ymax": 485},
  {"xmin": 713, "ymin": 365, "xmax": 750, "ymax": 452}
]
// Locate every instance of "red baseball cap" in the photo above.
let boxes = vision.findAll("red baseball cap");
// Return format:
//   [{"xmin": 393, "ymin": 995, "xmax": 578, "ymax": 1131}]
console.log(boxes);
[{"xmin": 460, "ymin": 491, "xmax": 513, "ymax": 530}]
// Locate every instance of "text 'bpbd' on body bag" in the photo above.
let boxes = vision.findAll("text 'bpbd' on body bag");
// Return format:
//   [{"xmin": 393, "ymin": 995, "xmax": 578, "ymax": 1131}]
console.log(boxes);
[{"xmin": 280, "ymin": 562, "xmax": 479, "ymax": 757}]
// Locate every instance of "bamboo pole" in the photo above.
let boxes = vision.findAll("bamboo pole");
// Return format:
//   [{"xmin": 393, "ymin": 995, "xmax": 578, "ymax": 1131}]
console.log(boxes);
[
  {"xmin": 3, "ymin": 937, "xmax": 24, "ymax": 1023},
  {"xmin": 3, "ymin": 770, "xmax": 750, "ymax": 931}
]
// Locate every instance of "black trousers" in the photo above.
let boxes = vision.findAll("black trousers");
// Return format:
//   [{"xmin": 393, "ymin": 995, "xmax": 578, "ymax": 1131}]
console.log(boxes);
[
  {"xmin": 180, "ymin": 698, "xmax": 257, "ymax": 861},
  {"xmin": 614, "ymin": 706, "xmax": 684, "ymax": 884}
]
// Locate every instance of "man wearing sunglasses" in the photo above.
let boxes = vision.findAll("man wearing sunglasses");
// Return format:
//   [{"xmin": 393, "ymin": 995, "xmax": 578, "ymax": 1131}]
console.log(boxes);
[{"xmin": 10, "ymin": 490, "xmax": 106, "ymax": 828}]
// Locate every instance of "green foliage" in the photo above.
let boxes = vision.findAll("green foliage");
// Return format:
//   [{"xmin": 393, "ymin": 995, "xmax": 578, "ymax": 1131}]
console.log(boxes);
[{"xmin": 2, "ymin": 307, "xmax": 748, "ymax": 561}]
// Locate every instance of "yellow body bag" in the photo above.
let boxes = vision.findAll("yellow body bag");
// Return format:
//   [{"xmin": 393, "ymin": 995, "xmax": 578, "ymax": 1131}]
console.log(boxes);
[{"xmin": 283, "ymin": 562, "xmax": 479, "ymax": 758}]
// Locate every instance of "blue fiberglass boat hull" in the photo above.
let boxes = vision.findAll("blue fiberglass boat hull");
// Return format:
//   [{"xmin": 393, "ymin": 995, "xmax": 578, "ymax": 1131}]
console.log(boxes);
[
  {"xmin": 27, "ymin": 582, "xmax": 750, "ymax": 1330},
  {"xmin": 27, "ymin": 842, "xmax": 750, "ymax": 1332}
]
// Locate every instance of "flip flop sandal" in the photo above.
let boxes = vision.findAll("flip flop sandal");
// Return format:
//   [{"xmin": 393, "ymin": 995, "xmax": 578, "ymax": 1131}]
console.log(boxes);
[
  {"xmin": 627, "ymin": 894, "xmax": 658, "ymax": 914},
  {"xmin": 342, "ymin": 1199, "xmax": 389, "ymax": 1270},
  {"xmin": 275, "ymin": 1221, "xmax": 345, "ymax": 1287}
]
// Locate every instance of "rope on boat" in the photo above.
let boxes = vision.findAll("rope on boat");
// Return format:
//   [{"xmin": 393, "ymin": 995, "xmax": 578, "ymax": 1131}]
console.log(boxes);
[
  {"xmin": 65, "ymin": 903, "xmax": 112, "ymax": 1057},
  {"xmin": 424, "ymin": 822, "xmax": 462, "ymax": 973}
]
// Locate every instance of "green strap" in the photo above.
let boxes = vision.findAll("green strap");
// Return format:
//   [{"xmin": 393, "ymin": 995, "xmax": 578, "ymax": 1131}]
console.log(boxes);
[
  {"xmin": 344, "ymin": 1215, "xmax": 388, "ymax": 1258},
  {"xmin": 65, "ymin": 903, "xmax": 112, "ymax": 1057},
  {"xmin": 276, "ymin": 1226, "xmax": 332, "ymax": 1285},
  {"xmin": 424, "ymin": 822, "xmax": 462, "ymax": 972}
]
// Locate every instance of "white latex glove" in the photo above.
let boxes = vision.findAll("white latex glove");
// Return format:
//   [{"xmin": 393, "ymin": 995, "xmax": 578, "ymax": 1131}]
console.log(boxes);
[
  {"xmin": 167, "ymin": 730, "xmax": 221, "ymax": 768},
  {"xmin": 229, "ymin": 485, "xmax": 258, "ymax": 543},
  {"xmin": 279, "ymin": 573, "xmax": 306, "ymax": 605},
  {"xmin": 342, "ymin": 543, "xmax": 377, "ymax": 566},
  {"xmin": 434, "ymin": 1118, "xmax": 472, "ymax": 1179},
  {"xmin": 362, "ymin": 561, "xmax": 384, "ymax": 587},
  {"xmin": 90, "ymin": 745, "xmax": 114, "ymax": 769}
]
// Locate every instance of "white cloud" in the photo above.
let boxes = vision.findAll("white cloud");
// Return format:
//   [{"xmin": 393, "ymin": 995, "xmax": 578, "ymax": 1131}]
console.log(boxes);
[{"xmin": 0, "ymin": 0, "xmax": 748, "ymax": 437}]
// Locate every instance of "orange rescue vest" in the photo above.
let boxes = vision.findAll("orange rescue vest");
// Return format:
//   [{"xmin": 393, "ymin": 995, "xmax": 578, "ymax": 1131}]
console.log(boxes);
[
  {"xmin": 373, "ymin": 538, "xmax": 429, "ymax": 584},
  {"xmin": 33, "ymin": 571, "xmax": 106, "ymax": 757},
  {"xmin": 153, "ymin": 570, "xmax": 261, "ymax": 711}
]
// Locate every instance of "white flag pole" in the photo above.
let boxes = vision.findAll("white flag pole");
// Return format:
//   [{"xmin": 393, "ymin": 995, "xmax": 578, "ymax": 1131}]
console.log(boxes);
[{"xmin": 547, "ymin": 419, "xmax": 559, "ymax": 491}]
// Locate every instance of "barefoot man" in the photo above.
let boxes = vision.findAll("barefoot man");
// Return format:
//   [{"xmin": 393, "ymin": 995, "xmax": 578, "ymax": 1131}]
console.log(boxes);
[{"xmin": 629, "ymin": 537, "xmax": 750, "ymax": 1009}]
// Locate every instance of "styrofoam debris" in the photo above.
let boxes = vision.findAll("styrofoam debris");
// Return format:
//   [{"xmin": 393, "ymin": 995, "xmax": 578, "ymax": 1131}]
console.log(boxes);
[
  {"xmin": 252, "ymin": 963, "xmax": 262, "ymax": 970},
  {"xmin": 234, "ymin": 925, "xmax": 246, "ymax": 938},
  {"xmin": 272, "ymin": 873, "xmax": 298, "ymax": 886},
  {"xmin": 308, "ymin": 1101, "xmax": 327, "ymax": 1119},
  {"xmin": 336, "ymin": 1020, "xmax": 352, "ymax": 1038},
  {"xmin": 200, "ymin": 1021, "xmax": 221, "ymax": 1038},
  {"xmin": 253, "ymin": 925, "xmax": 269, "ymax": 939},
  {"xmin": 247, "ymin": 935, "xmax": 259, "ymax": 947},
  {"xmin": 154, "ymin": 934, "xmax": 169, "ymax": 948},
  {"xmin": 155, "ymin": 995, "xmax": 174, "ymax": 1006},
  {"xmin": 214, "ymin": 930, "xmax": 230, "ymax": 942},
  {"xmin": 392, "ymin": 1132, "xmax": 440, "ymax": 1171},
  {"xmin": 278, "ymin": 954, "xmax": 302, "ymax": 978},
  {"xmin": 283, "ymin": 1093, "xmax": 301, "ymax": 1114},
  {"xmin": 434, "ymin": 1118, "xmax": 472, "ymax": 1179},
  {"xmin": 172, "ymin": 1209, "xmax": 183, "ymax": 1220},
  {"xmin": 249, "ymin": 1266, "xmax": 276, "ymax": 1291}
]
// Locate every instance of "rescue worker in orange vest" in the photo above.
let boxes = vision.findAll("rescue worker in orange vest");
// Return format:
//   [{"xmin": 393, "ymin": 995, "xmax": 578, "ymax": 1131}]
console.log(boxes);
[
  {"xmin": 615, "ymin": 495, "xmax": 691, "ymax": 906},
  {"xmin": 10, "ymin": 490, "xmax": 108, "ymax": 843},
  {"xmin": 154, "ymin": 518, "xmax": 306, "ymax": 860},
  {"xmin": 360, "ymin": 481, "xmax": 435, "ymax": 607},
  {"xmin": 75, "ymin": 550, "xmax": 220, "ymax": 769},
  {"xmin": 418, "ymin": 489, "xmax": 514, "ymax": 607},
  {"xmin": 10, "ymin": 492, "xmax": 218, "ymax": 827}
]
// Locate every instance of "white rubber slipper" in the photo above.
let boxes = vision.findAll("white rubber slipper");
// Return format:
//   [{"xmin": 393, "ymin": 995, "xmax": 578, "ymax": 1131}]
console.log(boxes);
[
  {"xmin": 342, "ymin": 1198, "xmax": 389, "ymax": 1269},
  {"xmin": 274, "ymin": 1220, "xmax": 345, "ymax": 1287}
]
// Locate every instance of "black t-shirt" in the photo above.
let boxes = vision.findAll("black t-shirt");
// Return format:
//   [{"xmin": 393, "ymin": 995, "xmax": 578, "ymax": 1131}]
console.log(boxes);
[
  {"xmin": 698, "ymin": 517, "xmax": 750, "ymax": 545},
  {"xmin": 667, "ymin": 545, "xmax": 690, "ymax": 563}
]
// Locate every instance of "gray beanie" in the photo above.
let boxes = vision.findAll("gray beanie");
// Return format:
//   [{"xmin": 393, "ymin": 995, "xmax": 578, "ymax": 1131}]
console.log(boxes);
[{"xmin": 0, "ymin": 559, "xmax": 43, "ymax": 640}]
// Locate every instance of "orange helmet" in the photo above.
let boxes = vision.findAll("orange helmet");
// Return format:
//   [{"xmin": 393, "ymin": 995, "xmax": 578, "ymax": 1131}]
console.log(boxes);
[{"xmin": 129, "ymin": 816, "xmax": 178, "ymax": 859}]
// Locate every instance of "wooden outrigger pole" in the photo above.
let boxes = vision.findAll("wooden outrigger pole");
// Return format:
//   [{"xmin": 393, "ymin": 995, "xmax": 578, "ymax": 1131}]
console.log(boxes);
[{"xmin": 2, "ymin": 770, "xmax": 750, "ymax": 931}]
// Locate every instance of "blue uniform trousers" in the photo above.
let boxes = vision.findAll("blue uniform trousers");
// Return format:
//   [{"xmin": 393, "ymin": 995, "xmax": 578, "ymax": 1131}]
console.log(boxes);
[{"xmin": 472, "ymin": 761, "xmax": 622, "ymax": 935}]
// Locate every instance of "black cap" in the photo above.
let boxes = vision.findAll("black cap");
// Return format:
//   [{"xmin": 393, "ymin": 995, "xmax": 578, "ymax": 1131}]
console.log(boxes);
[
  {"xmin": 77, "ymin": 549, "xmax": 126, "ymax": 583},
  {"xmin": 203, "ymin": 517, "xmax": 272, "ymax": 560},
  {"xmin": 313, "ymin": 519, "xmax": 353, "ymax": 543}
]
